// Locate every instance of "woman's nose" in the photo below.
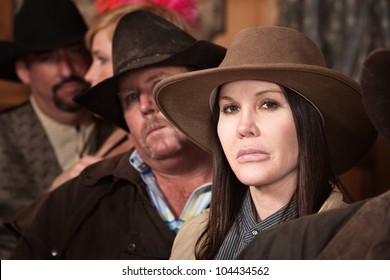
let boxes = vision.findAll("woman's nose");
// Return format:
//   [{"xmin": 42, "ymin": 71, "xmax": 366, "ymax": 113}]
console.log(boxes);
[
  {"xmin": 84, "ymin": 67, "xmax": 95, "ymax": 85},
  {"xmin": 236, "ymin": 111, "xmax": 260, "ymax": 137}
]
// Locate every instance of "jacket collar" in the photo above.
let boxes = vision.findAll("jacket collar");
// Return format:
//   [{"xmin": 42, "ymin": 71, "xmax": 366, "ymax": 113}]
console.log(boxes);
[{"xmin": 79, "ymin": 148, "xmax": 141, "ymax": 185}]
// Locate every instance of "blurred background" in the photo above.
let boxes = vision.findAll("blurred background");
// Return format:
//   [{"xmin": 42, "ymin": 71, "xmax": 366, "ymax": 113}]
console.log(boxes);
[{"xmin": 1, "ymin": 0, "xmax": 389, "ymax": 202}]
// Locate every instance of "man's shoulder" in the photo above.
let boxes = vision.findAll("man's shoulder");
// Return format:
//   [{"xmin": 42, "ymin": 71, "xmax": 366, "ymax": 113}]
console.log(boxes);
[
  {"xmin": 0, "ymin": 101, "xmax": 44, "ymax": 148},
  {"xmin": 0, "ymin": 101, "xmax": 38, "ymax": 134},
  {"xmin": 0, "ymin": 101, "xmax": 32, "ymax": 118},
  {"xmin": 8, "ymin": 150, "xmax": 142, "ymax": 235},
  {"xmin": 6, "ymin": 150, "xmax": 147, "ymax": 259},
  {"xmin": 77, "ymin": 149, "xmax": 139, "ymax": 186},
  {"xmin": 39, "ymin": 149, "xmax": 140, "ymax": 205}
]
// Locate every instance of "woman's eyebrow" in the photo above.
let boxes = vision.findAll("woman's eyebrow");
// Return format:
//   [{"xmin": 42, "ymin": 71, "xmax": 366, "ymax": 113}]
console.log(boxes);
[{"xmin": 220, "ymin": 89, "xmax": 283, "ymax": 100}]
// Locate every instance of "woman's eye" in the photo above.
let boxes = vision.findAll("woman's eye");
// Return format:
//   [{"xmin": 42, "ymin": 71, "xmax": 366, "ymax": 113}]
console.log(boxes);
[
  {"xmin": 261, "ymin": 100, "xmax": 278, "ymax": 109},
  {"xmin": 222, "ymin": 104, "xmax": 239, "ymax": 113},
  {"xmin": 95, "ymin": 56, "xmax": 108, "ymax": 65}
]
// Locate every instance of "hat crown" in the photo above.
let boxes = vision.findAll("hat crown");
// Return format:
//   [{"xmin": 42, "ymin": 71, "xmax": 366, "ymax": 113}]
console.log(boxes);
[
  {"xmin": 360, "ymin": 49, "xmax": 390, "ymax": 143},
  {"xmin": 73, "ymin": 10, "xmax": 226, "ymax": 133},
  {"xmin": 13, "ymin": 0, "xmax": 87, "ymax": 50},
  {"xmin": 221, "ymin": 26, "xmax": 326, "ymax": 68},
  {"xmin": 112, "ymin": 10, "xmax": 197, "ymax": 75}
]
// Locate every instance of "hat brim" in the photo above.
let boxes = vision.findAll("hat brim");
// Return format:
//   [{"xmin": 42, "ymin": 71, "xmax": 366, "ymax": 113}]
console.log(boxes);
[
  {"xmin": 154, "ymin": 64, "xmax": 377, "ymax": 176},
  {"xmin": 75, "ymin": 74, "xmax": 126, "ymax": 130},
  {"xmin": 74, "ymin": 40, "xmax": 226, "ymax": 131},
  {"xmin": 360, "ymin": 48, "xmax": 390, "ymax": 142},
  {"xmin": 0, "ymin": 34, "xmax": 85, "ymax": 81}
]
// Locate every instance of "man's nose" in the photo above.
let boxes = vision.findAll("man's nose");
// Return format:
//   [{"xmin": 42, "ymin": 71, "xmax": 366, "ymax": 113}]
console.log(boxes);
[
  {"xmin": 139, "ymin": 92, "xmax": 159, "ymax": 115},
  {"xmin": 57, "ymin": 52, "xmax": 74, "ymax": 77}
]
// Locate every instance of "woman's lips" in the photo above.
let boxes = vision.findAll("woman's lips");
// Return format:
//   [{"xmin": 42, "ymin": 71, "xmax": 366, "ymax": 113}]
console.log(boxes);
[{"xmin": 236, "ymin": 149, "xmax": 270, "ymax": 162}]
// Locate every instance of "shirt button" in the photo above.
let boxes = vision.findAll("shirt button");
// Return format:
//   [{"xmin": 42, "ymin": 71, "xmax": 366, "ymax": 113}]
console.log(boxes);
[
  {"xmin": 252, "ymin": 230, "xmax": 259, "ymax": 236},
  {"xmin": 127, "ymin": 243, "xmax": 136, "ymax": 252},
  {"xmin": 51, "ymin": 249, "xmax": 59, "ymax": 257}
]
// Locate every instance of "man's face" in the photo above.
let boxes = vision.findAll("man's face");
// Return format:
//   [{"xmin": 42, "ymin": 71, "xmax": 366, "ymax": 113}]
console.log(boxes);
[
  {"xmin": 16, "ymin": 43, "xmax": 91, "ymax": 121},
  {"xmin": 118, "ymin": 65, "xmax": 190, "ymax": 161}
]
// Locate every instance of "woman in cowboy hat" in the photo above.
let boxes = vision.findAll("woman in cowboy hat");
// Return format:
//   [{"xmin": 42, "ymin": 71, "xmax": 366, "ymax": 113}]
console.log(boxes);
[
  {"xmin": 154, "ymin": 26, "xmax": 377, "ymax": 259},
  {"xmin": 237, "ymin": 48, "xmax": 390, "ymax": 260}
]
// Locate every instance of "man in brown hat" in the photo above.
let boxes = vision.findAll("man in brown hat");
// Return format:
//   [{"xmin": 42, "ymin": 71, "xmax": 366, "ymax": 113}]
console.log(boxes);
[
  {"xmin": 5, "ymin": 10, "xmax": 226, "ymax": 259},
  {"xmin": 0, "ymin": 0, "xmax": 113, "ymax": 259}
]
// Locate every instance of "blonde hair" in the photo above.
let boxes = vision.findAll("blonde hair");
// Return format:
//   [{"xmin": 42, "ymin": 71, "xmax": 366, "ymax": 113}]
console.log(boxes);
[{"xmin": 85, "ymin": 3, "xmax": 190, "ymax": 50}]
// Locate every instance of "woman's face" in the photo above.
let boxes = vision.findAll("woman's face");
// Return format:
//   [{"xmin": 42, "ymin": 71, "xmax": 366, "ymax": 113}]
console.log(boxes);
[
  {"xmin": 217, "ymin": 80, "xmax": 298, "ymax": 189},
  {"xmin": 84, "ymin": 27, "xmax": 113, "ymax": 86}
]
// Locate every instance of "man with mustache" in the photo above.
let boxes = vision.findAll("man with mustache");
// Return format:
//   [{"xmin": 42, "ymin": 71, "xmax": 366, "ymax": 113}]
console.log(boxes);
[
  {"xmin": 0, "ymin": 0, "xmax": 112, "ymax": 259},
  {"xmin": 5, "ymin": 10, "xmax": 226, "ymax": 260}
]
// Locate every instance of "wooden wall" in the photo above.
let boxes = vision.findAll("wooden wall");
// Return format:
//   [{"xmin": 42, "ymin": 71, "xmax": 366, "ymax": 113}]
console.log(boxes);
[
  {"xmin": 0, "ymin": 0, "xmax": 30, "ymax": 112},
  {"xmin": 213, "ymin": 0, "xmax": 279, "ymax": 48}
]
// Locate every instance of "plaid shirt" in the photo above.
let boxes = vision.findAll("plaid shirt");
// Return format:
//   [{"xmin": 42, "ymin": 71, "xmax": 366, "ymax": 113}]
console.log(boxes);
[{"xmin": 129, "ymin": 150, "xmax": 211, "ymax": 234}]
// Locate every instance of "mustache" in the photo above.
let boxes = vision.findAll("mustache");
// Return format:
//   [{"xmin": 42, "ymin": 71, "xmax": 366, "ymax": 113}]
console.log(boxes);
[
  {"xmin": 52, "ymin": 76, "xmax": 90, "ymax": 93},
  {"xmin": 141, "ymin": 117, "xmax": 172, "ymax": 140}
]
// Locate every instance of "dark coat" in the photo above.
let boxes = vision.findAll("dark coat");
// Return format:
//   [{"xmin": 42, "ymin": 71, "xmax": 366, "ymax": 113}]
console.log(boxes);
[
  {"xmin": 237, "ymin": 190, "xmax": 390, "ymax": 260},
  {"xmin": 5, "ymin": 149, "xmax": 175, "ymax": 260},
  {"xmin": 0, "ymin": 101, "xmax": 113, "ymax": 259}
]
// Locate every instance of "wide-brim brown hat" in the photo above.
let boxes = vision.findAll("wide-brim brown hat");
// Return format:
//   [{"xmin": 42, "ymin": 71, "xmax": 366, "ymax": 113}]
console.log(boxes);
[
  {"xmin": 360, "ymin": 48, "xmax": 390, "ymax": 143},
  {"xmin": 0, "ymin": 0, "xmax": 88, "ymax": 81},
  {"xmin": 154, "ymin": 26, "xmax": 377, "ymax": 176},
  {"xmin": 74, "ymin": 10, "xmax": 226, "ymax": 131}
]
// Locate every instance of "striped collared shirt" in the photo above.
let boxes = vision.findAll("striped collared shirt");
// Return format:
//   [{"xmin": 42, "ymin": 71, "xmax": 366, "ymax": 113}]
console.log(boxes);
[
  {"xmin": 129, "ymin": 149, "xmax": 211, "ymax": 234},
  {"xmin": 215, "ymin": 191, "xmax": 298, "ymax": 259}
]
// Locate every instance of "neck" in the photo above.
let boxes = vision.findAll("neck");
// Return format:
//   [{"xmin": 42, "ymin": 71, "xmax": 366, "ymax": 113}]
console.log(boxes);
[
  {"xmin": 154, "ymin": 161, "xmax": 212, "ymax": 192},
  {"xmin": 153, "ymin": 148, "xmax": 213, "ymax": 193},
  {"xmin": 31, "ymin": 95, "xmax": 89, "ymax": 125},
  {"xmin": 146, "ymin": 145, "xmax": 213, "ymax": 218},
  {"xmin": 249, "ymin": 173, "xmax": 297, "ymax": 221}
]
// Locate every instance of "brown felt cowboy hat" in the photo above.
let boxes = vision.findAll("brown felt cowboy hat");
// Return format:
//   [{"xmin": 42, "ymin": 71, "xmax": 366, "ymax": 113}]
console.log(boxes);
[
  {"xmin": 74, "ymin": 10, "xmax": 226, "ymax": 131},
  {"xmin": 0, "ymin": 0, "xmax": 88, "ymax": 81},
  {"xmin": 154, "ymin": 26, "xmax": 377, "ymax": 176},
  {"xmin": 360, "ymin": 48, "xmax": 390, "ymax": 143}
]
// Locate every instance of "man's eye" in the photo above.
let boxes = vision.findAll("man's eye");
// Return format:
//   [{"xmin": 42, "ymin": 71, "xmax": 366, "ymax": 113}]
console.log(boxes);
[
  {"xmin": 123, "ymin": 93, "xmax": 139, "ymax": 108},
  {"xmin": 68, "ymin": 45, "xmax": 85, "ymax": 54},
  {"xmin": 36, "ymin": 53, "xmax": 57, "ymax": 62}
]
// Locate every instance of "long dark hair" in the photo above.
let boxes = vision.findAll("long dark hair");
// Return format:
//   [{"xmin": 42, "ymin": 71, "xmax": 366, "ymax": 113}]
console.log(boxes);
[{"xmin": 195, "ymin": 86, "xmax": 338, "ymax": 259}]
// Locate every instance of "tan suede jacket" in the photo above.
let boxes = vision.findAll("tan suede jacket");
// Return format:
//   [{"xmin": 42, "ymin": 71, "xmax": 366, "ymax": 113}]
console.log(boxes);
[{"xmin": 170, "ymin": 187, "xmax": 346, "ymax": 260}]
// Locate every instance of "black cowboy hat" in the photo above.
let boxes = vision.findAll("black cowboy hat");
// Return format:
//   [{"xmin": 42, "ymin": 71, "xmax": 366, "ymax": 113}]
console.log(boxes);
[
  {"xmin": 0, "ymin": 0, "xmax": 88, "ymax": 81},
  {"xmin": 74, "ymin": 10, "xmax": 226, "ymax": 131}
]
